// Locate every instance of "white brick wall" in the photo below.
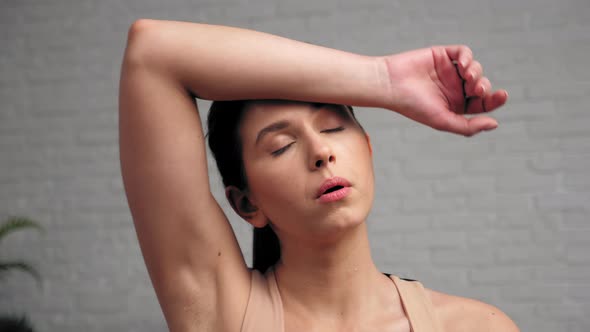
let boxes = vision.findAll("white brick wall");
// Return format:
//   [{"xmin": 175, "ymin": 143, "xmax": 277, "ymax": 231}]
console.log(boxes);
[{"xmin": 0, "ymin": 0, "xmax": 588, "ymax": 330}]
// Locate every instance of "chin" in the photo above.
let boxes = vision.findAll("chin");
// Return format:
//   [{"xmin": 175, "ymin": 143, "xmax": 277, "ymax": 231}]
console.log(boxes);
[{"xmin": 312, "ymin": 207, "xmax": 369, "ymax": 238}]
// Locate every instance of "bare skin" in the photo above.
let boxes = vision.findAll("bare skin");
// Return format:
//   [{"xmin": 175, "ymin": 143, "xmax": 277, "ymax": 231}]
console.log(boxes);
[{"xmin": 118, "ymin": 19, "xmax": 517, "ymax": 332}]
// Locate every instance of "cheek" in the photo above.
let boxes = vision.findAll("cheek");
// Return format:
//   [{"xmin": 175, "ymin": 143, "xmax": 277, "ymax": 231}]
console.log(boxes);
[
  {"xmin": 344, "ymin": 134, "xmax": 375, "ymax": 191},
  {"xmin": 246, "ymin": 159, "xmax": 304, "ymax": 211},
  {"xmin": 342, "ymin": 133, "xmax": 371, "ymax": 165}
]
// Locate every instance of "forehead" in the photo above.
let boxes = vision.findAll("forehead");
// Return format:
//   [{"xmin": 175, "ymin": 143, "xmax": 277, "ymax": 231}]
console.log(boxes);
[{"xmin": 243, "ymin": 101, "xmax": 310, "ymax": 124}]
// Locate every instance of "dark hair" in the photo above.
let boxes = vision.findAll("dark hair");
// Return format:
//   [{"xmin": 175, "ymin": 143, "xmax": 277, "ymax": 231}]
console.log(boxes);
[{"xmin": 206, "ymin": 100, "xmax": 362, "ymax": 273}]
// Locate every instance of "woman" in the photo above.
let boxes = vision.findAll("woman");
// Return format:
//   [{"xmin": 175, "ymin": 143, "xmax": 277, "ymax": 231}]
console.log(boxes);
[{"xmin": 118, "ymin": 19, "xmax": 517, "ymax": 331}]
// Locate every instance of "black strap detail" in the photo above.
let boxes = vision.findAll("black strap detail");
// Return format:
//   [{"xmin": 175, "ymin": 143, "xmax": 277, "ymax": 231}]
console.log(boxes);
[{"xmin": 383, "ymin": 272, "xmax": 417, "ymax": 282}]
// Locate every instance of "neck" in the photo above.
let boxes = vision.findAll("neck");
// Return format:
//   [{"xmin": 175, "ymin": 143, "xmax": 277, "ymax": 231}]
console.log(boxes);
[{"xmin": 273, "ymin": 222, "xmax": 393, "ymax": 324}]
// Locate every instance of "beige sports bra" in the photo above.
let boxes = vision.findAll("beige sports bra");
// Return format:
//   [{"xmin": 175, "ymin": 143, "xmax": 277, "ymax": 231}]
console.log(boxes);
[{"xmin": 240, "ymin": 269, "xmax": 443, "ymax": 332}]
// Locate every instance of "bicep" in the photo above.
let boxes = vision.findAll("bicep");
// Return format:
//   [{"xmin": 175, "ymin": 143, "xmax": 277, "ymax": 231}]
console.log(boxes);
[{"xmin": 119, "ymin": 30, "xmax": 250, "ymax": 330}]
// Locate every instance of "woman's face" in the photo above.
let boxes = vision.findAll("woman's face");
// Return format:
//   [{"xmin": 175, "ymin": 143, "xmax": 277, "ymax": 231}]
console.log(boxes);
[{"xmin": 239, "ymin": 102, "xmax": 375, "ymax": 245}]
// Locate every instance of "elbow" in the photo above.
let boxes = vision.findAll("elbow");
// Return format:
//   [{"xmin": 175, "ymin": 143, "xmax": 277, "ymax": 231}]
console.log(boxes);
[
  {"xmin": 127, "ymin": 19, "xmax": 157, "ymax": 45},
  {"xmin": 122, "ymin": 19, "xmax": 160, "ymax": 68}
]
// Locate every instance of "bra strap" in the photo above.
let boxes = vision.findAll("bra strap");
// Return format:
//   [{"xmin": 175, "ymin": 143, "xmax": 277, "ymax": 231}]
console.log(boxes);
[{"xmin": 389, "ymin": 275, "xmax": 443, "ymax": 332}]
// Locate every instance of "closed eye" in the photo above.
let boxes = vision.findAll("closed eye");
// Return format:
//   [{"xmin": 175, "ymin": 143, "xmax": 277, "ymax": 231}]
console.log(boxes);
[
  {"xmin": 271, "ymin": 142, "xmax": 295, "ymax": 156},
  {"xmin": 322, "ymin": 126, "xmax": 345, "ymax": 133},
  {"xmin": 271, "ymin": 127, "xmax": 344, "ymax": 157}
]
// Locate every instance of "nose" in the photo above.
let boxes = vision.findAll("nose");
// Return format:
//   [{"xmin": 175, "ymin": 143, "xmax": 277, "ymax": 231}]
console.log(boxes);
[{"xmin": 309, "ymin": 135, "xmax": 336, "ymax": 170}]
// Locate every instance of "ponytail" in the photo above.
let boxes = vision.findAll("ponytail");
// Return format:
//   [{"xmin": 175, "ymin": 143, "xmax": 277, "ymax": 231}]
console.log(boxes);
[{"xmin": 252, "ymin": 225, "xmax": 280, "ymax": 273}]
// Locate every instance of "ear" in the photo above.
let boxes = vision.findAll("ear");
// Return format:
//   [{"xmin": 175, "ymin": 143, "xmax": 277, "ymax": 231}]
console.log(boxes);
[
  {"xmin": 225, "ymin": 186, "xmax": 268, "ymax": 228},
  {"xmin": 365, "ymin": 133, "xmax": 373, "ymax": 156}
]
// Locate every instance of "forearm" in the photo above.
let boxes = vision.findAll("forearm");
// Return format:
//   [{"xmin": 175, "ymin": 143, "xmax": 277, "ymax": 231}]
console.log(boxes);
[{"xmin": 123, "ymin": 19, "xmax": 390, "ymax": 107}]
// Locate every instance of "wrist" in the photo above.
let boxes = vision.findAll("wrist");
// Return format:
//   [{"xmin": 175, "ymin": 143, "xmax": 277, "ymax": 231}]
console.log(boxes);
[
  {"xmin": 372, "ymin": 56, "xmax": 398, "ymax": 111},
  {"xmin": 376, "ymin": 52, "xmax": 424, "ymax": 117},
  {"xmin": 330, "ymin": 55, "xmax": 394, "ymax": 110}
]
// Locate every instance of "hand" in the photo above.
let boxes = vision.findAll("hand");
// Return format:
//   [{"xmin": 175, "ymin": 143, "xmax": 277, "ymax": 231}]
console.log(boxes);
[{"xmin": 382, "ymin": 45, "xmax": 508, "ymax": 136}]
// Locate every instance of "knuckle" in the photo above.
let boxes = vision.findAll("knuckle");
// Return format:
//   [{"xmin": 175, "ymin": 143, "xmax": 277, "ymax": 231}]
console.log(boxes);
[
  {"xmin": 472, "ymin": 61, "xmax": 482, "ymax": 72},
  {"xmin": 462, "ymin": 45, "xmax": 473, "ymax": 56}
]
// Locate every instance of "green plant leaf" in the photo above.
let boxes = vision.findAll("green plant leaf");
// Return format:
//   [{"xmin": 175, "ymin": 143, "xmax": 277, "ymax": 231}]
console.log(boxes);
[
  {"xmin": 0, "ymin": 260, "xmax": 42, "ymax": 288},
  {"xmin": 0, "ymin": 217, "xmax": 44, "ymax": 243}
]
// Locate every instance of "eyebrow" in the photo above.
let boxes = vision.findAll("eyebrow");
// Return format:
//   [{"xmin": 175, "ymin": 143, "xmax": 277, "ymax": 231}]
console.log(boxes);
[{"xmin": 255, "ymin": 120, "xmax": 290, "ymax": 146}]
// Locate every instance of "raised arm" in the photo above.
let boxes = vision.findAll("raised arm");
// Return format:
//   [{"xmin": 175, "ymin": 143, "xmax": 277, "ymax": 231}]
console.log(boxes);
[
  {"xmin": 118, "ymin": 19, "xmax": 390, "ymax": 332},
  {"xmin": 118, "ymin": 19, "xmax": 506, "ymax": 332}
]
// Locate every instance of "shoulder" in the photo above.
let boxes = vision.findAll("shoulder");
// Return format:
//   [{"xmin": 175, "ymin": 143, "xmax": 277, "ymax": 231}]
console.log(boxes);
[{"xmin": 425, "ymin": 287, "xmax": 520, "ymax": 332}]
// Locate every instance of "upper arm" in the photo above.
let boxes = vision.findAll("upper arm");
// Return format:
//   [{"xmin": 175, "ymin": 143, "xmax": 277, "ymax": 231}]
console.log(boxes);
[
  {"xmin": 119, "ymin": 20, "xmax": 250, "ymax": 331},
  {"xmin": 428, "ymin": 289, "xmax": 520, "ymax": 332}
]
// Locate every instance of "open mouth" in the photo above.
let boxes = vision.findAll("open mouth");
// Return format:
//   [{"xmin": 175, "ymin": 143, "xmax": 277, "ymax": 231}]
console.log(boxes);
[
  {"xmin": 316, "ymin": 176, "xmax": 352, "ymax": 200},
  {"xmin": 323, "ymin": 185, "xmax": 344, "ymax": 195}
]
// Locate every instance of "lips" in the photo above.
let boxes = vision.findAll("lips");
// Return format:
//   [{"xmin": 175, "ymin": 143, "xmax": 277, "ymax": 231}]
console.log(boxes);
[{"xmin": 316, "ymin": 176, "xmax": 352, "ymax": 199}]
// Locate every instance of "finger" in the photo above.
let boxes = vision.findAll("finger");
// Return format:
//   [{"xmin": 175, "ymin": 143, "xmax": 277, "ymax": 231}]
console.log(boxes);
[
  {"xmin": 465, "ymin": 89, "xmax": 508, "ymax": 114},
  {"xmin": 436, "ymin": 111, "xmax": 498, "ymax": 137},
  {"xmin": 466, "ymin": 77, "xmax": 491, "ymax": 98},
  {"xmin": 464, "ymin": 97, "xmax": 485, "ymax": 114},
  {"xmin": 463, "ymin": 61, "xmax": 483, "ymax": 82},
  {"xmin": 433, "ymin": 47, "xmax": 463, "ymax": 91},
  {"xmin": 484, "ymin": 89, "xmax": 509, "ymax": 112},
  {"xmin": 467, "ymin": 116, "xmax": 499, "ymax": 134},
  {"xmin": 444, "ymin": 45, "xmax": 473, "ymax": 76}
]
